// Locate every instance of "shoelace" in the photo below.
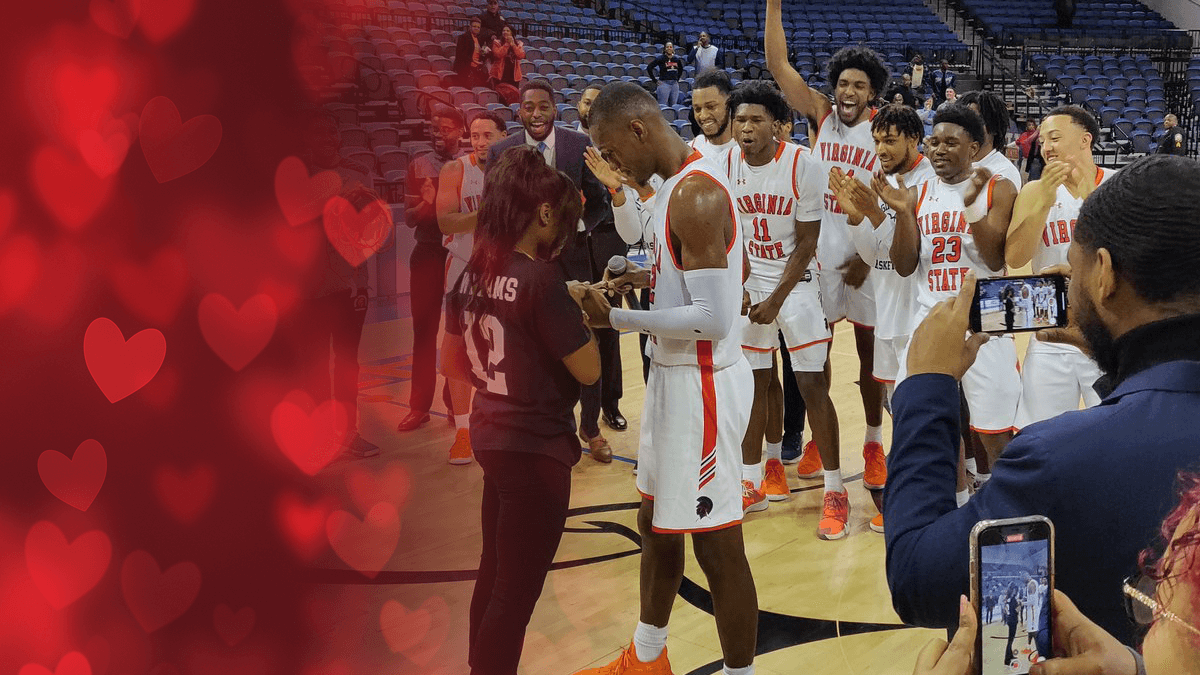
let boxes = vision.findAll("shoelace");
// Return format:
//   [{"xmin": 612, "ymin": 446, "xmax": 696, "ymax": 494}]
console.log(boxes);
[
  {"xmin": 604, "ymin": 648, "xmax": 634, "ymax": 673},
  {"xmin": 823, "ymin": 491, "xmax": 848, "ymax": 518}
]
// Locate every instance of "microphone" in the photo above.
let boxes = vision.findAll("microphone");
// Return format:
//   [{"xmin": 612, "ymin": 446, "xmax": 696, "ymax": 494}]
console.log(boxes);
[{"xmin": 605, "ymin": 255, "xmax": 641, "ymax": 309}]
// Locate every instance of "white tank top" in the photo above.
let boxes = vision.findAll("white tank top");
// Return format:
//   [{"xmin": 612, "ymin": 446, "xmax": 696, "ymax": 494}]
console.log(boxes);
[
  {"xmin": 443, "ymin": 154, "xmax": 485, "ymax": 262},
  {"xmin": 1029, "ymin": 165, "xmax": 1113, "ymax": 354},
  {"xmin": 911, "ymin": 176, "xmax": 993, "ymax": 320},
  {"xmin": 974, "ymin": 148, "xmax": 1023, "ymax": 192},
  {"xmin": 873, "ymin": 155, "xmax": 936, "ymax": 340},
  {"xmin": 647, "ymin": 151, "xmax": 745, "ymax": 369},
  {"xmin": 690, "ymin": 134, "xmax": 737, "ymax": 162},
  {"xmin": 727, "ymin": 141, "xmax": 823, "ymax": 293},
  {"xmin": 814, "ymin": 109, "xmax": 879, "ymax": 268}
]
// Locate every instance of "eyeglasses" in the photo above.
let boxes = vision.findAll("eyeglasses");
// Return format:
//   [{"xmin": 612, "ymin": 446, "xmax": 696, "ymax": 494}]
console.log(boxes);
[{"xmin": 1123, "ymin": 575, "xmax": 1200, "ymax": 640}]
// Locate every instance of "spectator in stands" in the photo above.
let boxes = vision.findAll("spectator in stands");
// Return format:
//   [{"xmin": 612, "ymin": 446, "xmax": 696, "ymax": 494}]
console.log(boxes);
[
  {"xmin": 1054, "ymin": 0, "xmax": 1076, "ymax": 28},
  {"xmin": 576, "ymin": 81, "xmax": 603, "ymax": 134},
  {"xmin": 918, "ymin": 96, "xmax": 936, "ymax": 139},
  {"xmin": 647, "ymin": 42, "xmax": 686, "ymax": 106},
  {"xmin": 886, "ymin": 73, "xmax": 925, "ymax": 108},
  {"xmin": 1016, "ymin": 119, "xmax": 1039, "ymax": 167},
  {"xmin": 486, "ymin": 80, "xmax": 622, "ymax": 460},
  {"xmin": 478, "ymin": 0, "xmax": 507, "ymax": 44},
  {"xmin": 688, "ymin": 31, "xmax": 724, "ymax": 76},
  {"xmin": 398, "ymin": 106, "xmax": 465, "ymax": 433},
  {"xmin": 294, "ymin": 109, "xmax": 383, "ymax": 459},
  {"xmin": 454, "ymin": 18, "xmax": 491, "ymax": 88},
  {"xmin": 905, "ymin": 54, "xmax": 926, "ymax": 93},
  {"xmin": 1156, "ymin": 114, "xmax": 1188, "ymax": 156},
  {"xmin": 931, "ymin": 59, "xmax": 957, "ymax": 105},
  {"xmin": 936, "ymin": 87, "xmax": 958, "ymax": 112},
  {"xmin": 489, "ymin": 25, "xmax": 525, "ymax": 91},
  {"xmin": 884, "ymin": 153, "xmax": 1200, "ymax": 646}
]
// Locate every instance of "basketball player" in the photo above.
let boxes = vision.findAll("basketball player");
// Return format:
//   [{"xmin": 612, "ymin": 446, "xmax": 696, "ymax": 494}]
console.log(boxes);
[
  {"xmin": 437, "ymin": 111, "xmax": 508, "ymax": 464},
  {"xmin": 575, "ymin": 81, "xmax": 757, "ymax": 675},
  {"xmin": 725, "ymin": 81, "xmax": 838, "ymax": 537},
  {"xmin": 829, "ymin": 103, "xmax": 935, "ymax": 534},
  {"xmin": 880, "ymin": 105, "xmax": 1021, "ymax": 483},
  {"xmin": 1005, "ymin": 105, "xmax": 1112, "ymax": 428},
  {"xmin": 689, "ymin": 69, "xmax": 736, "ymax": 158},
  {"xmin": 766, "ymin": 0, "xmax": 890, "ymax": 490}
]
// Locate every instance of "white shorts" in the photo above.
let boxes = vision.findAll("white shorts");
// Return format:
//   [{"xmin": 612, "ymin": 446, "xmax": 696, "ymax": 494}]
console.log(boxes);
[
  {"xmin": 1014, "ymin": 341, "xmax": 1103, "ymax": 429},
  {"xmin": 819, "ymin": 266, "xmax": 876, "ymax": 327},
  {"xmin": 897, "ymin": 335, "xmax": 1020, "ymax": 433},
  {"xmin": 873, "ymin": 334, "xmax": 910, "ymax": 384},
  {"xmin": 741, "ymin": 287, "xmax": 831, "ymax": 372},
  {"xmin": 636, "ymin": 357, "xmax": 753, "ymax": 533}
]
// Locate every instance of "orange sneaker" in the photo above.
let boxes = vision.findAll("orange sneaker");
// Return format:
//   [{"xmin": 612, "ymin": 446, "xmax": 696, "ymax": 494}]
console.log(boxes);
[
  {"xmin": 863, "ymin": 441, "xmax": 887, "ymax": 490},
  {"xmin": 870, "ymin": 512, "xmax": 884, "ymax": 533},
  {"xmin": 448, "ymin": 428, "xmax": 473, "ymax": 465},
  {"xmin": 795, "ymin": 440, "xmax": 823, "ymax": 479},
  {"xmin": 742, "ymin": 480, "xmax": 768, "ymax": 514},
  {"xmin": 572, "ymin": 642, "xmax": 673, "ymax": 674},
  {"xmin": 817, "ymin": 489, "xmax": 849, "ymax": 540},
  {"xmin": 762, "ymin": 458, "xmax": 789, "ymax": 501}
]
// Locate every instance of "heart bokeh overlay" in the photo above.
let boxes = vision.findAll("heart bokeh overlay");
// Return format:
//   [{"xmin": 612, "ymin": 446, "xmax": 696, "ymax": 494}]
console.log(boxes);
[{"xmin": 1, "ymin": 2, "xmax": 437, "ymax": 672}]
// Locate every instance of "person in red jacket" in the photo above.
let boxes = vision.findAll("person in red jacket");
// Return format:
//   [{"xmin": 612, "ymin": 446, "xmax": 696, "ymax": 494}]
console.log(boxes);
[{"xmin": 489, "ymin": 25, "xmax": 525, "ymax": 89}]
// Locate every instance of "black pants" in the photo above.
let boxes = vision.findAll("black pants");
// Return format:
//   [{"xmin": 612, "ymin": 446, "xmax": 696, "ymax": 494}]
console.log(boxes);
[
  {"xmin": 408, "ymin": 242, "xmax": 447, "ymax": 414},
  {"xmin": 284, "ymin": 291, "xmax": 368, "ymax": 427},
  {"xmin": 779, "ymin": 332, "xmax": 807, "ymax": 437},
  {"xmin": 1004, "ymin": 620, "xmax": 1018, "ymax": 664},
  {"xmin": 579, "ymin": 327, "xmax": 621, "ymax": 437},
  {"xmin": 469, "ymin": 449, "xmax": 572, "ymax": 675}
]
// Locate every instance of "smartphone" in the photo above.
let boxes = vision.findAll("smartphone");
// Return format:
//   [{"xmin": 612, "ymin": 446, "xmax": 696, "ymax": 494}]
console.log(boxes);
[
  {"xmin": 970, "ymin": 274, "xmax": 1068, "ymax": 335},
  {"xmin": 970, "ymin": 516, "xmax": 1055, "ymax": 675}
]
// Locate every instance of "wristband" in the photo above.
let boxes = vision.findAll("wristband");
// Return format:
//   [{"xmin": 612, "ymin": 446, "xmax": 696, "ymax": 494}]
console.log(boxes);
[
  {"xmin": 607, "ymin": 185, "xmax": 619, "ymax": 195},
  {"xmin": 964, "ymin": 197, "xmax": 988, "ymax": 223}
]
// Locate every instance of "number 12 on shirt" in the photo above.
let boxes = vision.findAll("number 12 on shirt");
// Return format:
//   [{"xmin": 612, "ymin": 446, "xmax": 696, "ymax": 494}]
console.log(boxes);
[{"xmin": 463, "ymin": 311, "xmax": 508, "ymax": 395}]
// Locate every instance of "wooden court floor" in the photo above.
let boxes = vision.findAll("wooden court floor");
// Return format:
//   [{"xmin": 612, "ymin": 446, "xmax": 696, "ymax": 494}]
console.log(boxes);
[{"xmin": 303, "ymin": 318, "xmax": 1036, "ymax": 674}]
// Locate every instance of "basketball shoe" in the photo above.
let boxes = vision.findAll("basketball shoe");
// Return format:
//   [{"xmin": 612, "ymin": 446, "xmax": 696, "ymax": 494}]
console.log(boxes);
[
  {"xmin": 794, "ymin": 440, "xmax": 823, "ymax": 479},
  {"xmin": 762, "ymin": 458, "xmax": 789, "ymax": 501},
  {"xmin": 817, "ymin": 489, "xmax": 849, "ymax": 540},
  {"xmin": 448, "ymin": 428, "xmax": 473, "ymax": 465},
  {"xmin": 573, "ymin": 643, "xmax": 673, "ymax": 674},
  {"xmin": 863, "ymin": 441, "xmax": 887, "ymax": 490},
  {"xmin": 742, "ymin": 480, "xmax": 768, "ymax": 514},
  {"xmin": 870, "ymin": 512, "xmax": 884, "ymax": 533}
]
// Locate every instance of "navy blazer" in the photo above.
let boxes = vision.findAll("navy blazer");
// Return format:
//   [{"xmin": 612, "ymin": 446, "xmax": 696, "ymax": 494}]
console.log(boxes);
[{"xmin": 884, "ymin": 361, "xmax": 1200, "ymax": 645}]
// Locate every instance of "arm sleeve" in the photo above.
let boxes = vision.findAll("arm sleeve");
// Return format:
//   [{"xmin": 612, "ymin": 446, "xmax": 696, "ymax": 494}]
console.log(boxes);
[
  {"xmin": 613, "ymin": 186, "xmax": 651, "ymax": 244},
  {"xmin": 608, "ymin": 267, "xmax": 737, "ymax": 340},
  {"xmin": 533, "ymin": 269, "xmax": 591, "ymax": 360},
  {"xmin": 847, "ymin": 219, "xmax": 881, "ymax": 267}
]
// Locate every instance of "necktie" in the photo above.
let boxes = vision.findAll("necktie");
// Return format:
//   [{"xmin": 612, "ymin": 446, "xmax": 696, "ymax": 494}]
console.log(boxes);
[{"xmin": 537, "ymin": 141, "xmax": 547, "ymax": 162}]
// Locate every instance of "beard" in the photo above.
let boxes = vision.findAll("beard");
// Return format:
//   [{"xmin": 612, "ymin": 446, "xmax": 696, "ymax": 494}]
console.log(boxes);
[
  {"xmin": 705, "ymin": 113, "xmax": 730, "ymax": 140},
  {"xmin": 1075, "ymin": 292, "xmax": 1120, "ymax": 378}
]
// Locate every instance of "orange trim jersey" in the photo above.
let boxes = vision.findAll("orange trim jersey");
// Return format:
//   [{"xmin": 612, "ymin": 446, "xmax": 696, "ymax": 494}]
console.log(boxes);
[
  {"xmin": 443, "ymin": 153, "xmax": 484, "ymax": 263},
  {"xmin": 814, "ymin": 109, "xmax": 879, "ymax": 268},
  {"xmin": 911, "ymin": 176, "xmax": 994, "ymax": 320}
]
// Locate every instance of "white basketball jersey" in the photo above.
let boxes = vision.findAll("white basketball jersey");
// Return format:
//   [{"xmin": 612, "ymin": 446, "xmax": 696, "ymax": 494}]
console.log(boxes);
[
  {"xmin": 912, "ymin": 176, "xmax": 993, "ymax": 319},
  {"xmin": 647, "ymin": 151, "xmax": 744, "ymax": 369},
  {"xmin": 443, "ymin": 154, "xmax": 485, "ymax": 262},
  {"xmin": 873, "ymin": 155, "xmax": 936, "ymax": 340},
  {"xmin": 974, "ymin": 148, "xmax": 1023, "ymax": 192},
  {"xmin": 814, "ymin": 109, "xmax": 879, "ymax": 268},
  {"xmin": 690, "ymin": 134, "xmax": 737, "ymax": 158},
  {"xmin": 728, "ymin": 141, "xmax": 823, "ymax": 293}
]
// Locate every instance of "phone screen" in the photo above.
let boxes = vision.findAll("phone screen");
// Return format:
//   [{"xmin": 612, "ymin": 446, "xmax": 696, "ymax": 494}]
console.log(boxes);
[
  {"xmin": 970, "ymin": 274, "xmax": 1068, "ymax": 335},
  {"xmin": 977, "ymin": 522, "xmax": 1053, "ymax": 674}
]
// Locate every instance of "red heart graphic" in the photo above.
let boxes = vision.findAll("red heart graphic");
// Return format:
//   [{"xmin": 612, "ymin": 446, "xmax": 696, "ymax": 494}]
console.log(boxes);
[
  {"xmin": 138, "ymin": 0, "xmax": 195, "ymax": 43},
  {"xmin": 275, "ymin": 156, "xmax": 342, "ymax": 227},
  {"xmin": 84, "ymin": 317, "xmax": 166, "ymax": 403},
  {"xmin": 0, "ymin": 234, "xmax": 41, "ymax": 313},
  {"xmin": 383, "ymin": 596, "xmax": 449, "ymax": 665},
  {"xmin": 379, "ymin": 599, "xmax": 432, "ymax": 654},
  {"xmin": 197, "ymin": 293, "xmax": 277, "ymax": 371},
  {"xmin": 38, "ymin": 439, "xmax": 107, "ymax": 511},
  {"xmin": 78, "ymin": 128, "xmax": 131, "ymax": 178},
  {"xmin": 120, "ymin": 550, "xmax": 201, "ymax": 632},
  {"xmin": 275, "ymin": 492, "xmax": 332, "ymax": 561},
  {"xmin": 346, "ymin": 463, "xmax": 412, "ymax": 518},
  {"xmin": 18, "ymin": 652, "xmax": 92, "ymax": 675},
  {"xmin": 152, "ymin": 464, "xmax": 215, "ymax": 524},
  {"xmin": 31, "ymin": 146, "xmax": 115, "ymax": 230},
  {"xmin": 325, "ymin": 503, "xmax": 400, "ymax": 578},
  {"xmin": 0, "ymin": 188, "xmax": 15, "ymax": 239},
  {"xmin": 53, "ymin": 63, "xmax": 119, "ymax": 140},
  {"xmin": 322, "ymin": 195, "xmax": 393, "ymax": 266},
  {"xmin": 25, "ymin": 521, "xmax": 112, "ymax": 609},
  {"xmin": 90, "ymin": 0, "xmax": 141, "ymax": 38},
  {"xmin": 139, "ymin": 96, "xmax": 221, "ymax": 183},
  {"xmin": 108, "ymin": 248, "xmax": 189, "ymax": 326},
  {"xmin": 269, "ymin": 394, "xmax": 348, "ymax": 476},
  {"xmin": 212, "ymin": 604, "xmax": 255, "ymax": 646}
]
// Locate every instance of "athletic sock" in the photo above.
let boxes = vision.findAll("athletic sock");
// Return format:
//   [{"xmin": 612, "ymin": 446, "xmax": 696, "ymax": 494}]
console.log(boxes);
[
  {"xmin": 864, "ymin": 424, "xmax": 882, "ymax": 445},
  {"xmin": 956, "ymin": 489, "xmax": 970, "ymax": 507},
  {"xmin": 765, "ymin": 441, "xmax": 783, "ymax": 462},
  {"xmin": 965, "ymin": 457, "xmax": 978, "ymax": 475},
  {"xmin": 454, "ymin": 414, "xmax": 470, "ymax": 430},
  {"xmin": 632, "ymin": 621, "xmax": 668, "ymax": 663},
  {"xmin": 824, "ymin": 470, "xmax": 844, "ymax": 493},
  {"xmin": 723, "ymin": 665, "xmax": 754, "ymax": 675},
  {"xmin": 742, "ymin": 461, "xmax": 764, "ymax": 485}
]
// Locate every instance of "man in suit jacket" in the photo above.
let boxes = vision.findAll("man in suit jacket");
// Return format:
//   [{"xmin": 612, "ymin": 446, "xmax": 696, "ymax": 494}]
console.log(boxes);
[
  {"xmin": 883, "ymin": 154, "xmax": 1200, "ymax": 646},
  {"xmin": 487, "ymin": 79, "xmax": 626, "ymax": 460},
  {"xmin": 453, "ymin": 18, "xmax": 489, "ymax": 88}
]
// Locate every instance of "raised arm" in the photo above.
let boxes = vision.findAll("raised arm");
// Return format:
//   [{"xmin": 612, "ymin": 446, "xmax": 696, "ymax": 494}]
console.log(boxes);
[
  {"xmin": 1005, "ymin": 161, "xmax": 1071, "ymax": 268},
  {"xmin": 765, "ymin": 0, "xmax": 830, "ymax": 127},
  {"xmin": 436, "ymin": 158, "xmax": 477, "ymax": 235},
  {"xmin": 965, "ymin": 170, "xmax": 1016, "ymax": 273}
]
